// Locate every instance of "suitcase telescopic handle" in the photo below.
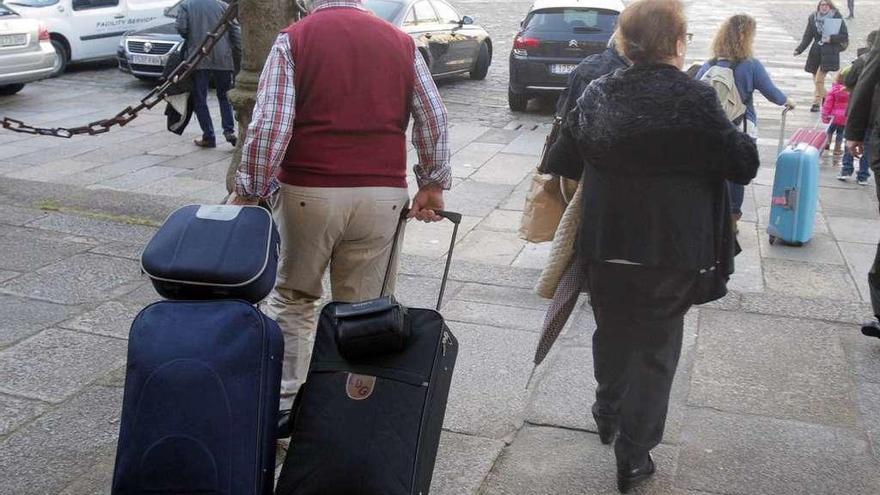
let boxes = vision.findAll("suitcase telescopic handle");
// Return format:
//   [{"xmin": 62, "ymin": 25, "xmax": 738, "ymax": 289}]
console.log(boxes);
[
  {"xmin": 778, "ymin": 107, "xmax": 792, "ymax": 156},
  {"xmin": 380, "ymin": 208, "xmax": 462, "ymax": 311}
]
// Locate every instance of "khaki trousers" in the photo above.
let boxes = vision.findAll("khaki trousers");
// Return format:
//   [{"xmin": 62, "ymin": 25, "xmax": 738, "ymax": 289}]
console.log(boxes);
[
  {"xmin": 814, "ymin": 69, "xmax": 829, "ymax": 105},
  {"xmin": 266, "ymin": 184, "xmax": 410, "ymax": 409}
]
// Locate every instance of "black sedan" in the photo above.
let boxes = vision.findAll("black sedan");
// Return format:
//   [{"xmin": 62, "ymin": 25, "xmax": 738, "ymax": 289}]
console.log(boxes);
[
  {"xmin": 364, "ymin": 0, "xmax": 492, "ymax": 80},
  {"xmin": 508, "ymin": 0, "xmax": 623, "ymax": 111},
  {"xmin": 117, "ymin": 2, "xmax": 183, "ymax": 80},
  {"xmin": 117, "ymin": 0, "xmax": 491, "ymax": 82}
]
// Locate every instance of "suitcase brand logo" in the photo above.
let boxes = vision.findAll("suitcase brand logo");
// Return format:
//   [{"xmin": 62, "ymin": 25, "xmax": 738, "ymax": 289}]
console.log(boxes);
[{"xmin": 346, "ymin": 374, "xmax": 376, "ymax": 401}]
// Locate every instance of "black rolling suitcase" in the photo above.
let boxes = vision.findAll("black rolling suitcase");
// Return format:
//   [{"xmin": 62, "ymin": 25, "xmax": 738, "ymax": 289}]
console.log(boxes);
[
  {"xmin": 112, "ymin": 205, "xmax": 284, "ymax": 495},
  {"xmin": 275, "ymin": 210, "xmax": 461, "ymax": 495}
]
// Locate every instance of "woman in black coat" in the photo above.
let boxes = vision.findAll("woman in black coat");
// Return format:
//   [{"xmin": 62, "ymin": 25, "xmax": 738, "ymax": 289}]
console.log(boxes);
[
  {"xmin": 794, "ymin": 0, "xmax": 849, "ymax": 111},
  {"xmin": 545, "ymin": 0, "xmax": 759, "ymax": 492}
]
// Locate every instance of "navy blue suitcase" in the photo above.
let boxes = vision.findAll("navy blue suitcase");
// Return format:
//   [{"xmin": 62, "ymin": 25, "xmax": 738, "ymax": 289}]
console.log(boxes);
[
  {"xmin": 112, "ymin": 300, "xmax": 283, "ymax": 495},
  {"xmin": 141, "ymin": 205, "xmax": 280, "ymax": 303}
]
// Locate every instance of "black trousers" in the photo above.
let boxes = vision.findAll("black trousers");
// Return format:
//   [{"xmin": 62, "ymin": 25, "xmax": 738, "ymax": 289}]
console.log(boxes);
[
  {"xmin": 587, "ymin": 262, "xmax": 696, "ymax": 467},
  {"xmin": 870, "ymin": 173, "xmax": 880, "ymax": 317}
]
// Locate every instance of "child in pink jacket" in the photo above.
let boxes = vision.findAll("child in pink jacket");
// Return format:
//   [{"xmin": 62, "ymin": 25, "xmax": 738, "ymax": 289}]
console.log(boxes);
[{"xmin": 822, "ymin": 73, "xmax": 850, "ymax": 158}]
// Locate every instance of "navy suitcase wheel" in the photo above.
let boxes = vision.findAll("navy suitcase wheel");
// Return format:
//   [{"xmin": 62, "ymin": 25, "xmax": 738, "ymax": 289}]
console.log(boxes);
[
  {"xmin": 112, "ymin": 300, "xmax": 283, "ymax": 495},
  {"xmin": 276, "ymin": 210, "xmax": 461, "ymax": 495}
]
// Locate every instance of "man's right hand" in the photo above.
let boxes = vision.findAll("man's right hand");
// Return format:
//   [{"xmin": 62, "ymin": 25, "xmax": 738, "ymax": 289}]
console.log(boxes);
[
  {"xmin": 408, "ymin": 185, "xmax": 444, "ymax": 223},
  {"xmin": 848, "ymin": 140, "xmax": 865, "ymax": 158}
]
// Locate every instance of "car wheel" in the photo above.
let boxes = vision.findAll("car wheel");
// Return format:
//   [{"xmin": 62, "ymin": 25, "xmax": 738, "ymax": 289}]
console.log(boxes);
[
  {"xmin": 469, "ymin": 42, "xmax": 491, "ymax": 81},
  {"xmin": 50, "ymin": 39, "xmax": 68, "ymax": 77},
  {"xmin": 0, "ymin": 84, "xmax": 25, "ymax": 96},
  {"xmin": 508, "ymin": 88, "xmax": 528, "ymax": 112}
]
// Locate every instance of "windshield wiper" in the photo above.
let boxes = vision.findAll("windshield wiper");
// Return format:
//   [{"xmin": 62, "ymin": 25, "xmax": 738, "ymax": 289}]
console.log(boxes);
[{"xmin": 573, "ymin": 26, "xmax": 602, "ymax": 33}]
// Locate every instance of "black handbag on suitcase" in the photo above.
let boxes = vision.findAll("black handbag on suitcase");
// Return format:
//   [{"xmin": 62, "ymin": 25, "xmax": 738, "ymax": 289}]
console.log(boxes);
[
  {"xmin": 275, "ymin": 210, "xmax": 461, "ymax": 495},
  {"xmin": 112, "ymin": 205, "xmax": 284, "ymax": 495}
]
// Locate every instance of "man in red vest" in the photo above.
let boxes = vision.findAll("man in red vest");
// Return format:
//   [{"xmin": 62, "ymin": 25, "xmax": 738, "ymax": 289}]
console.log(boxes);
[{"xmin": 231, "ymin": 0, "xmax": 450, "ymax": 418}]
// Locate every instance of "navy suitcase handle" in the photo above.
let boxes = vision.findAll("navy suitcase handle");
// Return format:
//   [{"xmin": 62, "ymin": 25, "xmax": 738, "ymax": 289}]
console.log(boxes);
[{"xmin": 380, "ymin": 208, "xmax": 461, "ymax": 311}]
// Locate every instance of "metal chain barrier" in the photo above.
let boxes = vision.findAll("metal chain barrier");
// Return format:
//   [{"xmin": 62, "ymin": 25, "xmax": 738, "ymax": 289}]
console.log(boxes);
[{"xmin": 1, "ymin": 0, "xmax": 242, "ymax": 138}]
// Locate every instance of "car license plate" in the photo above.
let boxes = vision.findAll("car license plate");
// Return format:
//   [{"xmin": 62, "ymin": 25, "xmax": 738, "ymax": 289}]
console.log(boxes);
[
  {"xmin": 550, "ymin": 64, "xmax": 577, "ymax": 75},
  {"xmin": 130, "ymin": 54, "xmax": 164, "ymax": 66},
  {"xmin": 0, "ymin": 34, "xmax": 27, "ymax": 48}
]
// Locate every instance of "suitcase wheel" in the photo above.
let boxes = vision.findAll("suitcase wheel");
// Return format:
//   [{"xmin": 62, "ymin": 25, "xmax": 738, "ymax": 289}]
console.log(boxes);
[{"xmin": 768, "ymin": 235, "xmax": 777, "ymax": 245}]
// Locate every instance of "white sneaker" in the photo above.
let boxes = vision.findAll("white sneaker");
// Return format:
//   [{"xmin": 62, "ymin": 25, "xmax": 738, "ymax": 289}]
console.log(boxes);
[
  {"xmin": 859, "ymin": 179, "xmax": 869, "ymax": 186},
  {"xmin": 837, "ymin": 174, "xmax": 849, "ymax": 181}
]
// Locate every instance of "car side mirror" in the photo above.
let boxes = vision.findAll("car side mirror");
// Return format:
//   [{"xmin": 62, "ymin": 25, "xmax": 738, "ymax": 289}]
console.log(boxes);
[{"xmin": 461, "ymin": 15, "xmax": 475, "ymax": 26}]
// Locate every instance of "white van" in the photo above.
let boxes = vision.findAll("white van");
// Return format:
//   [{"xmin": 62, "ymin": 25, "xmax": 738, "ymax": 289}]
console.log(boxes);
[{"xmin": 5, "ymin": 0, "xmax": 176, "ymax": 75}]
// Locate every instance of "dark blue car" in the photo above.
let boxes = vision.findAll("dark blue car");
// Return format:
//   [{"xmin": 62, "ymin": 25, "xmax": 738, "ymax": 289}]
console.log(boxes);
[{"xmin": 508, "ymin": 0, "xmax": 623, "ymax": 111}]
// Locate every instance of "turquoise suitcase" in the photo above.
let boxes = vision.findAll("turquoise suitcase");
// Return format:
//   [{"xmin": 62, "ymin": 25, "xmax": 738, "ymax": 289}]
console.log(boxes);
[{"xmin": 767, "ymin": 110, "xmax": 821, "ymax": 246}]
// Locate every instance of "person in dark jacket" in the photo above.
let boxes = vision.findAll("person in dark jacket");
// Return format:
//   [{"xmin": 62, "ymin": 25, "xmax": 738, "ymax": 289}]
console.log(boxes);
[
  {"xmin": 845, "ymin": 31, "xmax": 880, "ymax": 339},
  {"xmin": 555, "ymin": 39, "xmax": 630, "ymax": 118},
  {"xmin": 845, "ymin": 30, "xmax": 878, "ymax": 89},
  {"xmin": 794, "ymin": 0, "xmax": 849, "ymax": 112},
  {"xmin": 176, "ymin": 0, "xmax": 242, "ymax": 148},
  {"xmin": 544, "ymin": 0, "xmax": 759, "ymax": 492},
  {"xmin": 840, "ymin": 31, "xmax": 877, "ymax": 183}
]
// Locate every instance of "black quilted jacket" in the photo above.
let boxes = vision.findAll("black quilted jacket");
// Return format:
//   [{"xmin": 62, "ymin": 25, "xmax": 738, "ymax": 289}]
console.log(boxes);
[
  {"xmin": 556, "ymin": 46, "xmax": 630, "ymax": 117},
  {"xmin": 545, "ymin": 63, "xmax": 760, "ymax": 303}
]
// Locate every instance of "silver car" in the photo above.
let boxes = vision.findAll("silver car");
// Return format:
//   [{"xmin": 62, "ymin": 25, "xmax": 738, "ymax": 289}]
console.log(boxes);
[{"xmin": 0, "ymin": 2, "xmax": 56, "ymax": 95}]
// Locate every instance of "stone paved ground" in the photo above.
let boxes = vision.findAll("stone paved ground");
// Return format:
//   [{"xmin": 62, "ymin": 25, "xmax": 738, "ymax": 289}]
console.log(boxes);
[{"xmin": 3, "ymin": 0, "xmax": 880, "ymax": 493}]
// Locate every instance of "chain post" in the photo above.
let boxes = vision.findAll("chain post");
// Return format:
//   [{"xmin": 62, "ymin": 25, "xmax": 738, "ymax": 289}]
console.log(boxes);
[{"xmin": 0, "ymin": 0, "xmax": 240, "ymax": 138}]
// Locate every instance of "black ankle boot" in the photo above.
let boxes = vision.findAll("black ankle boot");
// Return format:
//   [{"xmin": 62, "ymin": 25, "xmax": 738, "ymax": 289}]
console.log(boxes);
[
  {"xmin": 277, "ymin": 409, "xmax": 292, "ymax": 439},
  {"xmin": 862, "ymin": 320, "xmax": 880, "ymax": 339},
  {"xmin": 617, "ymin": 454, "xmax": 655, "ymax": 493}
]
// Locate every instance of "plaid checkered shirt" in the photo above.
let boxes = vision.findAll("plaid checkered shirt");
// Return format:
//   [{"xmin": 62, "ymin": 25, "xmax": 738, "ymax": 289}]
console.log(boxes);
[{"xmin": 235, "ymin": 0, "xmax": 452, "ymax": 198}]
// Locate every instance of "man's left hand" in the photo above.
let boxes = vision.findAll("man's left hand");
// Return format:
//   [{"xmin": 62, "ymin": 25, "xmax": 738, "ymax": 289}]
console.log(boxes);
[
  {"xmin": 408, "ymin": 185, "xmax": 444, "ymax": 223},
  {"xmin": 228, "ymin": 192, "xmax": 260, "ymax": 206},
  {"xmin": 848, "ymin": 140, "xmax": 865, "ymax": 158}
]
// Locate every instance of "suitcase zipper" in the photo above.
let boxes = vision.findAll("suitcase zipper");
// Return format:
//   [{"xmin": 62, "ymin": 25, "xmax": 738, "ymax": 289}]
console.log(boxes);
[
  {"xmin": 253, "ymin": 306, "xmax": 268, "ymax": 495},
  {"xmin": 411, "ymin": 324, "xmax": 449, "ymax": 494}
]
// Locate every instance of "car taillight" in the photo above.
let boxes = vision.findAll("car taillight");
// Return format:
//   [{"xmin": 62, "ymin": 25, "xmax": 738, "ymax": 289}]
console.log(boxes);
[
  {"xmin": 38, "ymin": 25, "xmax": 50, "ymax": 41},
  {"xmin": 513, "ymin": 35, "xmax": 540, "ymax": 51}
]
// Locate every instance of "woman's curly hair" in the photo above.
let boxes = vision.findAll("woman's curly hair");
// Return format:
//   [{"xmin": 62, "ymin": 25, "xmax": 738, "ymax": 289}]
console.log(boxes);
[{"xmin": 711, "ymin": 14, "xmax": 756, "ymax": 63}]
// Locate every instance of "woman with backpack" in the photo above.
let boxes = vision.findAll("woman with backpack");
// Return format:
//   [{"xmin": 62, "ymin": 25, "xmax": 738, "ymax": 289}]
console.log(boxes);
[
  {"xmin": 696, "ymin": 14, "xmax": 795, "ymax": 232},
  {"xmin": 794, "ymin": 0, "xmax": 849, "ymax": 112}
]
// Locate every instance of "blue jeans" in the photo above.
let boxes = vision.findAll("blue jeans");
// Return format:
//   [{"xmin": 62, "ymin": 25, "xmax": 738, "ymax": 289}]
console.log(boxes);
[
  {"xmin": 827, "ymin": 124, "xmax": 846, "ymax": 150},
  {"xmin": 727, "ymin": 120, "xmax": 757, "ymax": 216},
  {"xmin": 192, "ymin": 70, "xmax": 235, "ymax": 143},
  {"xmin": 842, "ymin": 127, "xmax": 874, "ymax": 181},
  {"xmin": 728, "ymin": 181, "xmax": 745, "ymax": 216}
]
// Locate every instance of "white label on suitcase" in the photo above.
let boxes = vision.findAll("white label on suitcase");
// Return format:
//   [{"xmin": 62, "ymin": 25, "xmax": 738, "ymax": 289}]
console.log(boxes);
[
  {"xmin": 196, "ymin": 205, "xmax": 243, "ymax": 221},
  {"xmin": 346, "ymin": 374, "xmax": 376, "ymax": 401}
]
